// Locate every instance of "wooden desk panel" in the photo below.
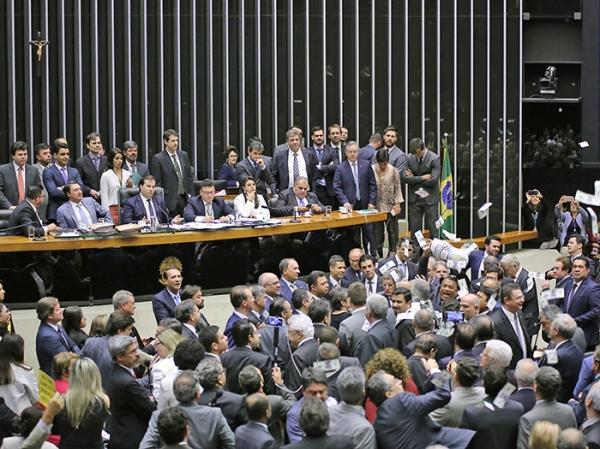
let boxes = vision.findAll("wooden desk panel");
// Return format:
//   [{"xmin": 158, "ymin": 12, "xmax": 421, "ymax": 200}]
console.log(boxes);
[{"xmin": 0, "ymin": 211, "xmax": 386, "ymax": 253}]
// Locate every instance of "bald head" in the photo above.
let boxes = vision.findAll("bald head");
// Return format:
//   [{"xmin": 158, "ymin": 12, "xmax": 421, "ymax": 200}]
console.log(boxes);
[
  {"xmin": 515, "ymin": 358, "xmax": 537, "ymax": 387},
  {"xmin": 459, "ymin": 294, "xmax": 480, "ymax": 321}
]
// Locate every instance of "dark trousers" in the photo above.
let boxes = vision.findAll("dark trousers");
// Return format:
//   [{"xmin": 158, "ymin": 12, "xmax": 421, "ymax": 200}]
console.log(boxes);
[
  {"xmin": 374, "ymin": 212, "xmax": 399, "ymax": 257},
  {"xmin": 408, "ymin": 198, "xmax": 439, "ymax": 242}
]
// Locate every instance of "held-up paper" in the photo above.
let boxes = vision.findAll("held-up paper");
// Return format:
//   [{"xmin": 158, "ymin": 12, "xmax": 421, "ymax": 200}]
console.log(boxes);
[
  {"xmin": 575, "ymin": 190, "xmax": 600, "ymax": 207},
  {"xmin": 492, "ymin": 383, "xmax": 516, "ymax": 409},
  {"xmin": 477, "ymin": 202, "xmax": 493, "ymax": 219},
  {"xmin": 447, "ymin": 260, "xmax": 467, "ymax": 270},
  {"xmin": 435, "ymin": 217, "xmax": 444, "ymax": 229},
  {"xmin": 442, "ymin": 230, "xmax": 461, "ymax": 242},
  {"xmin": 528, "ymin": 271, "xmax": 546, "ymax": 280},
  {"xmin": 587, "ymin": 207, "xmax": 599, "ymax": 236},
  {"xmin": 414, "ymin": 230, "xmax": 427, "ymax": 248}
]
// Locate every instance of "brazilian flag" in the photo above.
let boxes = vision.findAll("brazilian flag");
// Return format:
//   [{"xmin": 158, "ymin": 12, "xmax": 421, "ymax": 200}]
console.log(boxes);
[{"xmin": 440, "ymin": 137, "xmax": 454, "ymax": 235}]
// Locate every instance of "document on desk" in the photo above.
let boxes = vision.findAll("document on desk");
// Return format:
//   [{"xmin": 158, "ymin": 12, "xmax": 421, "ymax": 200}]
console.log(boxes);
[{"xmin": 185, "ymin": 222, "xmax": 237, "ymax": 231}]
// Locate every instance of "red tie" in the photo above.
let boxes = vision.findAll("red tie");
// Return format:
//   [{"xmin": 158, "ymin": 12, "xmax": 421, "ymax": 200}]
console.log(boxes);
[{"xmin": 17, "ymin": 167, "xmax": 25, "ymax": 202}]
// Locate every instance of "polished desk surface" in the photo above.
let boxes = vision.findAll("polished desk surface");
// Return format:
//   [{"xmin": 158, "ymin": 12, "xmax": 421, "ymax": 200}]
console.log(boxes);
[
  {"xmin": 446, "ymin": 230, "xmax": 539, "ymax": 248},
  {"xmin": 0, "ymin": 211, "xmax": 387, "ymax": 253}
]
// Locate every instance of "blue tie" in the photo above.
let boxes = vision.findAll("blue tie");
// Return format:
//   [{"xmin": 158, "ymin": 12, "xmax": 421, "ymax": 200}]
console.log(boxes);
[
  {"xmin": 352, "ymin": 163, "xmax": 361, "ymax": 201},
  {"xmin": 173, "ymin": 294, "xmax": 181, "ymax": 306}
]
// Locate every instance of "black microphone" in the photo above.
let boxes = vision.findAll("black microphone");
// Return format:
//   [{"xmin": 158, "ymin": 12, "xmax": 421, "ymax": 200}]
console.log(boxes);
[
  {"xmin": 1, "ymin": 221, "xmax": 37, "ymax": 235},
  {"xmin": 208, "ymin": 389, "xmax": 223, "ymax": 407},
  {"xmin": 143, "ymin": 359, "xmax": 152, "ymax": 394},
  {"xmin": 158, "ymin": 204, "xmax": 173, "ymax": 231}
]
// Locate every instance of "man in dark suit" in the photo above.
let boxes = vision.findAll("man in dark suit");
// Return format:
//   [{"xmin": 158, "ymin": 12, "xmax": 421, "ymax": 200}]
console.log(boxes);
[
  {"xmin": 183, "ymin": 178, "xmax": 234, "ymax": 223},
  {"xmin": 152, "ymin": 266, "xmax": 183, "ymax": 324},
  {"xmin": 491, "ymin": 283, "xmax": 533, "ymax": 370},
  {"xmin": 402, "ymin": 137, "xmax": 441, "ymax": 239},
  {"xmin": 328, "ymin": 255, "xmax": 348, "ymax": 289},
  {"xmin": 35, "ymin": 296, "xmax": 81, "ymax": 377},
  {"xmin": 150, "ymin": 129, "xmax": 195, "ymax": 217},
  {"xmin": 6, "ymin": 186, "xmax": 58, "ymax": 236},
  {"xmin": 541, "ymin": 257, "xmax": 573, "ymax": 305},
  {"xmin": 359, "ymin": 133, "xmax": 383, "ymax": 162},
  {"xmin": 402, "ymin": 308, "xmax": 453, "ymax": 362},
  {"xmin": 122, "ymin": 174, "xmax": 183, "ymax": 224},
  {"xmin": 235, "ymin": 393, "xmax": 280, "ymax": 449},
  {"xmin": 273, "ymin": 125, "xmax": 305, "ymax": 156},
  {"xmin": 223, "ymin": 285, "xmax": 255, "ymax": 350},
  {"xmin": 378, "ymin": 237, "xmax": 419, "ymax": 281},
  {"xmin": 353, "ymin": 295, "xmax": 397, "ymax": 366},
  {"xmin": 501, "ymin": 254, "xmax": 539, "ymax": 337},
  {"xmin": 271, "ymin": 128, "xmax": 318, "ymax": 194},
  {"xmin": 311, "ymin": 125, "xmax": 345, "ymax": 208},
  {"xmin": 43, "ymin": 141, "xmax": 90, "ymax": 221},
  {"xmin": 368, "ymin": 363, "xmax": 475, "ymax": 449},
  {"xmin": 582, "ymin": 383, "xmax": 600, "ymax": 448},
  {"xmin": 56, "ymin": 181, "xmax": 113, "ymax": 229},
  {"xmin": 370, "ymin": 125, "xmax": 406, "ymax": 176},
  {"xmin": 359, "ymin": 254, "xmax": 383, "ymax": 296},
  {"xmin": 74, "ymin": 132, "xmax": 105, "ymax": 200},
  {"xmin": 563, "ymin": 257, "xmax": 600, "ymax": 351},
  {"xmin": 106, "ymin": 335, "xmax": 157, "ymax": 449},
  {"xmin": 123, "ymin": 140, "xmax": 150, "ymax": 177},
  {"xmin": 467, "ymin": 235, "xmax": 502, "ymax": 279},
  {"xmin": 510, "ymin": 358, "xmax": 538, "ymax": 414},
  {"xmin": 285, "ymin": 314, "xmax": 320, "ymax": 399},
  {"xmin": 271, "ymin": 176, "xmax": 324, "ymax": 217},
  {"xmin": 221, "ymin": 319, "xmax": 273, "ymax": 395},
  {"xmin": 460, "ymin": 361, "xmax": 525, "ymax": 449},
  {"xmin": 438, "ymin": 322, "xmax": 481, "ymax": 371},
  {"xmin": 333, "ymin": 141, "xmax": 378, "ymax": 257},
  {"xmin": 235, "ymin": 140, "xmax": 275, "ymax": 200},
  {"xmin": 278, "ymin": 258, "xmax": 308, "ymax": 304},
  {"xmin": 343, "ymin": 248, "xmax": 364, "ymax": 285},
  {"xmin": 538, "ymin": 313, "xmax": 583, "ymax": 403},
  {"xmin": 33, "ymin": 142, "xmax": 53, "ymax": 222},
  {"xmin": 174, "ymin": 299, "xmax": 201, "ymax": 339},
  {"xmin": 0, "ymin": 141, "xmax": 43, "ymax": 210},
  {"xmin": 196, "ymin": 358, "xmax": 248, "ymax": 431}
]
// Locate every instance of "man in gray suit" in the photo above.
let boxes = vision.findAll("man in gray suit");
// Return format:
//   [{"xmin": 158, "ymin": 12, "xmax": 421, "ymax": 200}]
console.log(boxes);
[
  {"xmin": 56, "ymin": 181, "xmax": 112, "ymax": 229},
  {"xmin": 155, "ymin": 407, "xmax": 192, "ymax": 449},
  {"xmin": 371, "ymin": 125, "xmax": 406, "ymax": 176},
  {"xmin": 235, "ymin": 140, "xmax": 275, "ymax": 200},
  {"xmin": 271, "ymin": 176, "xmax": 324, "ymax": 217},
  {"xmin": 0, "ymin": 141, "xmax": 43, "ymax": 210},
  {"xmin": 403, "ymin": 137, "xmax": 441, "ymax": 240},
  {"xmin": 339, "ymin": 283, "xmax": 368, "ymax": 353},
  {"xmin": 139, "ymin": 370, "xmax": 235, "ymax": 449},
  {"xmin": 234, "ymin": 393, "xmax": 280, "ymax": 449},
  {"xmin": 352, "ymin": 295, "xmax": 397, "ymax": 366},
  {"xmin": 123, "ymin": 140, "xmax": 150, "ymax": 177},
  {"xmin": 32, "ymin": 142, "xmax": 53, "ymax": 222},
  {"xmin": 517, "ymin": 366, "xmax": 577, "ymax": 449}
]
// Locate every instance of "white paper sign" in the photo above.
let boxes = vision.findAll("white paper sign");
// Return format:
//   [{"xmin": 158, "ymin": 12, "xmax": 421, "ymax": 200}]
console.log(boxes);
[
  {"xmin": 447, "ymin": 260, "xmax": 467, "ymax": 270},
  {"xmin": 595, "ymin": 181, "xmax": 600, "ymax": 197},
  {"xmin": 477, "ymin": 202, "xmax": 493, "ymax": 219},
  {"xmin": 587, "ymin": 207, "xmax": 599, "ymax": 236},
  {"xmin": 416, "ymin": 188, "xmax": 430, "ymax": 198},
  {"xmin": 435, "ymin": 217, "xmax": 444, "ymax": 229},
  {"xmin": 580, "ymin": 141, "xmax": 590, "ymax": 148},
  {"xmin": 539, "ymin": 239, "xmax": 559, "ymax": 250},
  {"xmin": 442, "ymin": 230, "xmax": 460, "ymax": 242},
  {"xmin": 493, "ymin": 383, "xmax": 516, "ymax": 409},
  {"xmin": 414, "ymin": 230, "xmax": 427, "ymax": 248},
  {"xmin": 379, "ymin": 260, "xmax": 396, "ymax": 274},
  {"xmin": 487, "ymin": 294, "xmax": 497, "ymax": 311},
  {"xmin": 575, "ymin": 190, "xmax": 600, "ymax": 206},
  {"xmin": 528, "ymin": 271, "xmax": 546, "ymax": 280}
]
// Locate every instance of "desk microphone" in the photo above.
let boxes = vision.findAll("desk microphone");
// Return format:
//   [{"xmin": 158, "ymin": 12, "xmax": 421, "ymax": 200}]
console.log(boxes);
[
  {"xmin": 1, "ymin": 221, "xmax": 37, "ymax": 235},
  {"xmin": 208, "ymin": 389, "xmax": 223, "ymax": 407},
  {"xmin": 158, "ymin": 204, "xmax": 173, "ymax": 231}
]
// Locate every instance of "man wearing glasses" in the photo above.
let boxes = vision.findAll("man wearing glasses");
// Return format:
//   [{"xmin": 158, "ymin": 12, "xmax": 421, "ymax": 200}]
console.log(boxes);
[
  {"xmin": 184, "ymin": 179, "xmax": 234, "ymax": 223},
  {"xmin": 6, "ymin": 185, "xmax": 59, "ymax": 236}
]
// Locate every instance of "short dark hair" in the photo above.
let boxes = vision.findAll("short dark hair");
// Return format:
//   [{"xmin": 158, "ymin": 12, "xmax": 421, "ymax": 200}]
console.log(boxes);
[
  {"xmin": 501, "ymin": 283, "xmax": 521, "ymax": 305},
  {"xmin": 34, "ymin": 143, "xmax": 50, "ymax": 157},
  {"xmin": 270, "ymin": 298, "xmax": 289, "ymax": 317},
  {"xmin": 10, "ymin": 141, "xmax": 28, "ymax": 156},
  {"xmin": 158, "ymin": 318, "xmax": 182, "ymax": 335},
  {"xmin": 157, "ymin": 407, "xmax": 188, "ymax": 445},
  {"xmin": 139, "ymin": 174, "xmax": 156, "ymax": 187},
  {"xmin": 230, "ymin": 285, "xmax": 249, "ymax": 309},
  {"xmin": 328, "ymin": 255, "xmax": 344, "ymax": 268},
  {"xmin": 484, "ymin": 235, "xmax": 501, "ymax": 246},
  {"xmin": 482, "ymin": 361, "xmax": 508, "ymax": 397},
  {"xmin": 556, "ymin": 257, "xmax": 572, "ymax": 272},
  {"xmin": 173, "ymin": 338, "xmax": 205, "ymax": 370},
  {"xmin": 63, "ymin": 181, "xmax": 80, "ymax": 196},
  {"xmin": 486, "ymin": 265, "xmax": 504, "ymax": 280},
  {"xmin": 569, "ymin": 234, "xmax": 586, "ymax": 247},
  {"xmin": 198, "ymin": 325, "xmax": 220, "ymax": 352},
  {"xmin": 291, "ymin": 288, "xmax": 311, "ymax": 310},
  {"xmin": 245, "ymin": 392, "xmax": 270, "ymax": 421},
  {"xmin": 535, "ymin": 366, "xmax": 562, "ymax": 401},
  {"xmin": 415, "ymin": 332, "xmax": 438, "ymax": 354},
  {"xmin": 359, "ymin": 254, "xmax": 376, "ymax": 268},
  {"xmin": 369, "ymin": 133, "xmax": 383, "ymax": 144},
  {"xmin": 454, "ymin": 323, "xmax": 476, "ymax": 350},
  {"xmin": 53, "ymin": 139, "xmax": 69, "ymax": 154},
  {"xmin": 455, "ymin": 357, "xmax": 480, "ymax": 388},
  {"xmin": 36, "ymin": 297, "xmax": 59, "ymax": 321},
  {"xmin": 470, "ymin": 315, "xmax": 494, "ymax": 341},
  {"xmin": 181, "ymin": 284, "xmax": 202, "ymax": 301},
  {"xmin": 408, "ymin": 137, "xmax": 424, "ymax": 154},
  {"xmin": 161, "ymin": 266, "xmax": 181, "ymax": 280},
  {"xmin": 163, "ymin": 129, "xmax": 178, "ymax": 141},
  {"xmin": 308, "ymin": 300, "xmax": 330, "ymax": 324},
  {"xmin": 86, "ymin": 132, "xmax": 100, "ymax": 144},
  {"xmin": 306, "ymin": 271, "xmax": 327, "ymax": 289},
  {"xmin": 199, "ymin": 179, "xmax": 214, "ymax": 191},
  {"xmin": 299, "ymin": 398, "xmax": 329, "ymax": 437},
  {"xmin": 383, "ymin": 125, "xmax": 398, "ymax": 136},
  {"xmin": 231, "ymin": 319, "xmax": 255, "ymax": 347},
  {"xmin": 573, "ymin": 256, "xmax": 590, "ymax": 270},
  {"xmin": 327, "ymin": 288, "xmax": 349, "ymax": 311},
  {"xmin": 302, "ymin": 367, "xmax": 327, "ymax": 390},
  {"xmin": 347, "ymin": 282, "xmax": 367, "ymax": 307},
  {"xmin": 316, "ymin": 326, "xmax": 338, "ymax": 345},
  {"xmin": 392, "ymin": 287, "xmax": 411, "ymax": 303},
  {"xmin": 106, "ymin": 312, "xmax": 135, "ymax": 336},
  {"xmin": 375, "ymin": 148, "xmax": 389, "ymax": 163},
  {"xmin": 238, "ymin": 365, "xmax": 262, "ymax": 394},
  {"xmin": 478, "ymin": 285, "xmax": 496, "ymax": 301},
  {"xmin": 174, "ymin": 299, "xmax": 197, "ymax": 323},
  {"xmin": 26, "ymin": 186, "xmax": 43, "ymax": 201},
  {"xmin": 311, "ymin": 126, "xmax": 324, "ymax": 135}
]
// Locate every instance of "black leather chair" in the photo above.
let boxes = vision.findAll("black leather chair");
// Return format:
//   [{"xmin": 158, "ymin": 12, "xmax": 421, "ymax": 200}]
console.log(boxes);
[
  {"xmin": 0, "ymin": 210, "xmax": 13, "ymax": 235},
  {"xmin": 192, "ymin": 180, "xmax": 227, "ymax": 194},
  {"xmin": 117, "ymin": 186, "xmax": 164, "ymax": 224}
]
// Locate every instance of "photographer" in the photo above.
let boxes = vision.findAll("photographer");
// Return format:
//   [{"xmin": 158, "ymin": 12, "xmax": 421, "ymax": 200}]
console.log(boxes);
[
  {"xmin": 521, "ymin": 189, "xmax": 550, "ymax": 248},
  {"xmin": 556, "ymin": 195, "xmax": 588, "ymax": 253}
]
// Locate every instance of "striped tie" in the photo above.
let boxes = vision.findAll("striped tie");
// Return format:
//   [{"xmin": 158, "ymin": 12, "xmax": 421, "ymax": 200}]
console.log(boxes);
[{"xmin": 293, "ymin": 152, "xmax": 300, "ymax": 183}]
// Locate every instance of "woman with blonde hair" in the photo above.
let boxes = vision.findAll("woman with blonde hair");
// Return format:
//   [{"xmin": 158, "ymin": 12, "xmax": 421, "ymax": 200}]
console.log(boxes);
[
  {"xmin": 52, "ymin": 357, "xmax": 109, "ymax": 449},
  {"xmin": 529, "ymin": 420, "xmax": 560, "ymax": 449},
  {"xmin": 0, "ymin": 334, "xmax": 38, "ymax": 415},
  {"xmin": 151, "ymin": 328, "xmax": 185, "ymax": 400}
]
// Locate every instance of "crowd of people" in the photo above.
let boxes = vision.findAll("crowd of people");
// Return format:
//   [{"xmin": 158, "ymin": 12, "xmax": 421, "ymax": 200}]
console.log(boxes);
[{"xmin": 0, "ymin": 231, "xmax": 597, "ymax": 449}]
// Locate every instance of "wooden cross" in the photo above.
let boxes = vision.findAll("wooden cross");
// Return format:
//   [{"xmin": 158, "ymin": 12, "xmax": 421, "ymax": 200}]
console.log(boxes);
[{"xmin": 29, "ymin": 31, "xmax": 49, "ymax": 77}]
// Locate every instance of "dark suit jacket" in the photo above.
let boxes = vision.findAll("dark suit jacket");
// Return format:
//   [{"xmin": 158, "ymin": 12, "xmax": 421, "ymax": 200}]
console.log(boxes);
[
  {"xmin": 439, "ymin": 349, "xmax": 481, "ymax": 372},
  {"xmin": 564, "ymin": 276, "xmax": 600, "ymax": 347},
  {"xmin": 224, "ymin": 313, "xmax": 244, "ymax": 349},
  {"xmin": 460, "ymin": 396, "xmax": 524, "ymax": 449},
  {"xmin": 219, "ymin": 162, "xmax": 241, "ymax": 188},
  {"xmin": 181, "ymin": 324, "xmax": 198, "ymax": 340},
  {"xmin": 235, "ymin": 421, "xmax": 280, "ymax": 449},
  {"xmin": 271, "ymin": 149, "xmax": 318, "ymax": 193},
  {"xmin": 258, "ymin": 324, "xmax": 291, "ymax": 368},
  {"xmin": 80, "ymin": 336, "xmax": 113, "ymax": 391},
  {"xmin": 235, "ymin": 157, "xmax": 275, "ymax": 199},
  {"xmin": 43, "ymin": 164, "xmax": 89, "ymax": 220},
  {"xmin": 198, "ymin": 387, "xmax": 247, "ymax": 431},
  {"xmin": 125, "ymin": 161, "xmax": 150, "ymax": 177},
  {"xmin": 221, "ymin": 346, "xmax": 273, "ymax": 395},
  {"xmin": 35, "ymin": 322, "xmax": 81, "ymax": 377},
  {"xmin": 183, "ymin": 196, "xmax": 234, "ymax": 222},
  {"xmin": 312, "ymin": 144, "xmax": 344, "ymax": 197},
  {"xmin": 271, "ymin": 188, "xmax": 324, "ymax": 217},
  {"xmin": 538, "ymin": 339, "xmax": 583, "ymax": 403},
  {"xmin": 403, "ymin": 332, "xmax": 454, "ymax": 362},
  {"xmin": 374, "ymin": 378, "xmax": 474, "ymax": 449},
  {"xmin": 283, "ymin": 435, "xmax": 354, "ymax": 449},
  {"xmin": 279, "ymin": 278, "xmax": 309, "ymax": 303},
  {"xmin": 284, "ymin": 338, "xmax": 319, "ymax": 398},
  {"xmin": 6, "ymin": 200, "xmax": 44, "ymax": 236},
  {"xmin": 510, "ymin": 388, "xmax": 536, "ymax": 414},
  {"xmin": 466, "ymin": 251, "xmax": 502, "ymax": 278},
  {"xmin": 582, "ymin": 417, "xmax": 600, "ymax": 449},
  {"xmin": 377, "ymin": 254, "xmax": 418, "ymax": 280},
  {"xmin": 56, "ymin": 197, "xmax": 113, "ymax": 229},
  {"xmin": 353, "ymin": 319, "xmax": 397, "ymax": 366},
  {"xmin": 333, "ymin": 159, "xmax": 377, "ymax": 209},
  {"xmin": 122, "ymin": 194, "xmax": 170, "ymax": 224},
  {"xmin": 490, "ymin": 308, "xmax": 533, "ymax": 369},
  {"xmin": 324, "ymin": 356, "xmax": 362, "ymax": 402},
  {"xmin": 0, "ymin": 163, "xmax": 42, "ymax": 208},
  {"xmin": 106, "ymin": 363, "xmax": 157, "ymax": 449},
  {"xmin": 402, "ymin": 150, "xmax": 441, "ymax": 205},
  {"xmin": 370, "ymin": 145, "xmax": 406, "ymax": 175},
  {"xmin": 150, "ymin": 149, "xmax": 195, "ymax": 212},
  {"xmin": 75, "ymin": 153, "xmax": 107, "ymax": 192},
  {"xmin": 359, "ymin": 144, "xmax": 376, "ymax": 162},
  {"xmin": 342, "ymin": 267, "xmax": 363, "ymax": 285},
  {"xmin": 152, "ymin": 288, "xmax": 178, "ymax": 324}
]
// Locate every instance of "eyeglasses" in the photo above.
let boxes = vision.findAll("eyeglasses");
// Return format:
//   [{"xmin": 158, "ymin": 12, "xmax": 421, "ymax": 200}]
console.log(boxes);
[{"xmin": 264, "ymin": 281, "xmax": 280, "ymax": 286}]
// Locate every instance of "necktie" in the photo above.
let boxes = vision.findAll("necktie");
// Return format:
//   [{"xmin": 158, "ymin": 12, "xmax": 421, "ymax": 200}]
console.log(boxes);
[
  {"xmin": 299, "ymin": 198, "xmax": 305, "ymax": 207},
  {"xmin": 417, "ymin": 157, "xmax": 422, "ymax": 173},
  {"xmin": 293, "ymin": 152, "xmax": 300, "ymax": 183},
  {"xmin": 206, "ymin": 202, "xmax": 213, "ymax": 218},
  {"xmin": 316, "ymin": 149, "xmax": 323, "ymax": 163},
  {"xmin": 130, "ymin": 163, "xmax": 137, "ymax": 173},
  {"xmin": 57, "ymin": 327, "xmax": 69, "ymax": 348},
  {"xmin": 173, "ymin": 294, "xmax": 181, "ymax": 306},
  {"xmin": 77, "ymin": 204, "xmax": 89, "ymax": 225},
  {"xmin": 61, "ymin": 168, "xmax": 68, "ymax": 184},
  {"xmin": 334, "ymin": 147, "xmax": 340, "ymax": 163},
  {"xmin": 171, "ymin": 154, "xmax": 185, "ymax": 195},
  {"xmin": 514, "ymin": 314, "xmax": 527, "ymax": 356},
  {"xmin": 368, "ymin": 281, "xmax": 373, "ymax": 294},
  {"xmin": 147, "ymin": 199, "xmax": 156, "ymax": 218},
  {"xmin": 566, "ymin": 283, "xmax": 579, "ymax": 311},
  {"xmin": 352, "ymin": 163, "xmax": 361, "ymax": 201},
  {"xmin": 290, "ymin": 282, "xmax": 297, "ymax": 291},
  {"xmin": 17, "ymin": 167, "xmax": 25, "ymax": 202},
  {"xmin": 92, "ymin": 156, "xmax": 99, "ymax": 171}
]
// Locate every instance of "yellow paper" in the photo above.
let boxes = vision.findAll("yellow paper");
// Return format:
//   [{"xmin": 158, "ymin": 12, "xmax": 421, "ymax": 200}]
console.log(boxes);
[{"xmin": 38, "ymin": 370, "xmax": 56, "ymax": 407}]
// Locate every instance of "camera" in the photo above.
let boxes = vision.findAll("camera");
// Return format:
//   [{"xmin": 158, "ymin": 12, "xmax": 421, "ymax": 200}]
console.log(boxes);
[
  {"xmin": 539, "ymin": 66, "xmax": 558, "ymax": 98},
  {"xmin": 446, "ymin": 311, "xmax": 464, "ymax": 323},
  {"xmin": 267, "ymin": 316, "xmax": 284, "ymax": 327}
]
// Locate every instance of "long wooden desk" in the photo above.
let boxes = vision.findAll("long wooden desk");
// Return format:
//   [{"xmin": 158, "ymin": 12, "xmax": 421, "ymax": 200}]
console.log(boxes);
[
  {"xmin": 0, "ymin": 211, "xmax": 387, "ymax": 253},
  {"xmin": 447, "ymin": 230, "xmax": 539, "ymax": 248}
]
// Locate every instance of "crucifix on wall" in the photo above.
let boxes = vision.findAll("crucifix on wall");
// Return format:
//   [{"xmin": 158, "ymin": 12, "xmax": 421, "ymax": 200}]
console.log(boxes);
[{"xmin": 29, "ymin": 31, "xmax": 49, "ymax": 77}]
